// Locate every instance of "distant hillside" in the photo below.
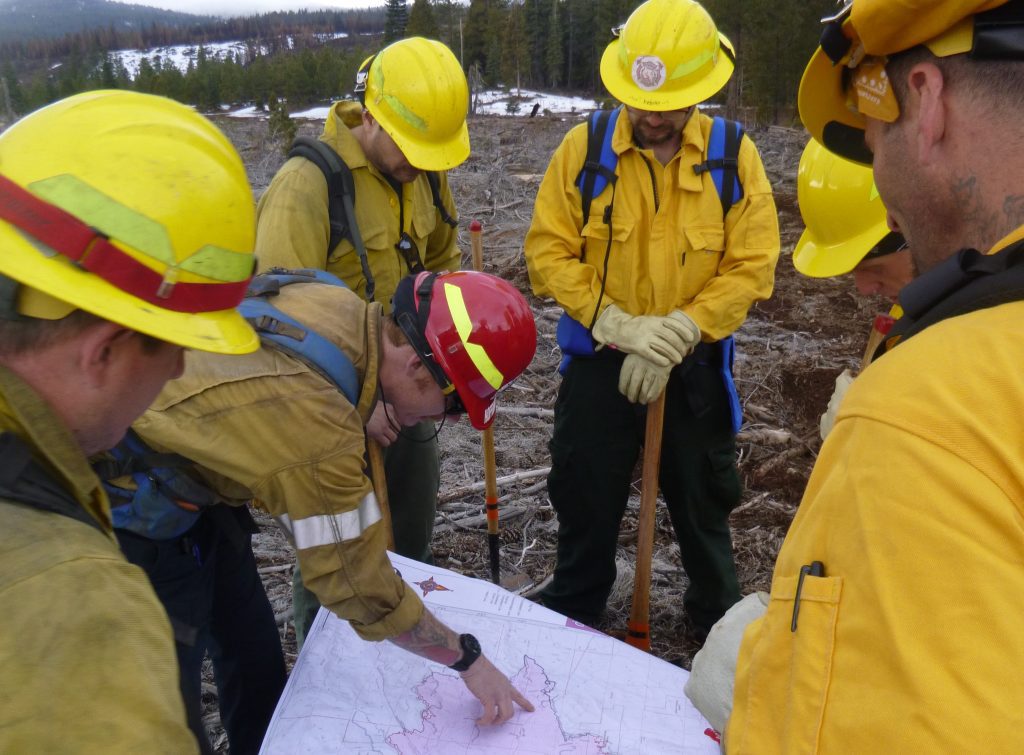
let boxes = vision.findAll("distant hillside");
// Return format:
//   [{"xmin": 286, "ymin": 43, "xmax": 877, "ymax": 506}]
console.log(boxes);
[{"xmin": 0, "ymin": 0, "xmax": 214, "ymax": 43}]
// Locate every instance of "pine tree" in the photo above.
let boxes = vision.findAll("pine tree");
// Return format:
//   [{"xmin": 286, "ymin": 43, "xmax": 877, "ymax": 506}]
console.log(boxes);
[
  {"xmin": 406, "ymin": 0, "xmax": 440, "ymax": 39},
  {"xmin": 384, "ymin": 0, "xmax": 409, "ymax": 43},
  {"xmin": 545, "ymin": 0, "xmax": 563, "ymax": 88}
]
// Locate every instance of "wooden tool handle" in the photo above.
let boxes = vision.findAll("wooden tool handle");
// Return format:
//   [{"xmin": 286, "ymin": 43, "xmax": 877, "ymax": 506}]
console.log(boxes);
[
  {"xmin": 470, "ymin": 219, "xmax": 484, "ymax": 271},
  {"xmin": 860, "ymin": 313, "xmax": 896, "ymax": 370},
  {"xmin": 367, "ymin": 438, "xmax": 394, "ymax": 551},
  {"xmin": 626, "ymin": 392, "xmax": 667, "ymax": 652}
]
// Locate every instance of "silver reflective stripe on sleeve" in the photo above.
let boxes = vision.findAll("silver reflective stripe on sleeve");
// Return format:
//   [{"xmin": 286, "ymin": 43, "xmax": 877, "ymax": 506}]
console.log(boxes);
[{"xmin": 276, "ymin": 491, "xmax": 382, "ymax": 550}]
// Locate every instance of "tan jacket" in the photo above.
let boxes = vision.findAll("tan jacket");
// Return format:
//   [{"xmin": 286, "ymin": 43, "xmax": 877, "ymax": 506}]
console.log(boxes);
[
  {"xmin": 525, "ymin": 110, "xmax": 779, "ymax": 338},
  {"xmin": 255, "ymin": 100, "xmax": 460, "ymax": 310},
  {"xmin": 133, "ymin": 282, "xmax": 424, "ymax": 641},
  {"xmin": 0, "ymin": 367, "xmax": 195, "ymax": 753}
]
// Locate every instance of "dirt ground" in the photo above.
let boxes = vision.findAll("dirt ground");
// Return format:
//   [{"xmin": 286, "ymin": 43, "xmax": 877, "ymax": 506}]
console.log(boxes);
[{"xmin": 199, "ymin": 111, "xmax": 887, "ymax": 750}]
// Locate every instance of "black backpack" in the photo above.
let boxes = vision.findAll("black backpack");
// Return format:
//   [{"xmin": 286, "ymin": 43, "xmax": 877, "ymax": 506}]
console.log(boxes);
[{"xmin": 287, "ymin": 136, "xmax": 458, "ymax": 303}]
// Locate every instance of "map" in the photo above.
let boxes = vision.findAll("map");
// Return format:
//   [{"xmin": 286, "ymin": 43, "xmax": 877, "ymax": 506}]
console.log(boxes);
[{"xmin": 260, "ymin": 554, "xmax": 720, "ymax": 755}]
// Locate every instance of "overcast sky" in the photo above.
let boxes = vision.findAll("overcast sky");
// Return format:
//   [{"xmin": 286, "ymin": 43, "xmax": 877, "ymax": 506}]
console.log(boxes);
[{"xmin": 127, "ymin": 0, "xmax": 385, "ymax": 17}]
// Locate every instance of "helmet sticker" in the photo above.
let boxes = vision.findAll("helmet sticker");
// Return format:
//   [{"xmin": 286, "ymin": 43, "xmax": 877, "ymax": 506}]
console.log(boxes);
[{"xmin": 631, "ymin": 56, "xmax": 667, "ymax": 91}]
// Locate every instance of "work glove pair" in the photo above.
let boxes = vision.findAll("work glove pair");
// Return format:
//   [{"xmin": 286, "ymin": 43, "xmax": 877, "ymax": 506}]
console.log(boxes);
[{"xmin": 592, "ymin": 303, "xmax": 701, "ymax": 404}]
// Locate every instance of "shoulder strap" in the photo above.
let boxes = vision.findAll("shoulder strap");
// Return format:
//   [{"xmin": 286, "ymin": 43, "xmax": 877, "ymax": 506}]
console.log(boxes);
[
  {"xmin": 426, "ymin": 172, "xmax": 458, "ymax": 228},
  {"xmin": 576, "ymin": 106, "xmax": 621, "ymax": 221},
  {"xmin": 238, "ymin": 269, "xmax": 361, "ymax": 404},
  {"xmin": 287, "ymin": 136, "xmax": 377, "ymax": 302},
  {"xmin": 693, "ymin": 116, "xmax": 745, "ymax": 216},
  {"xmin": 880, "ymin": 241, "xmax": 1024, "ymax": 357},
  {"xmin": 0, "ymin": 432, "xmax": 103, "ymax": 534}
]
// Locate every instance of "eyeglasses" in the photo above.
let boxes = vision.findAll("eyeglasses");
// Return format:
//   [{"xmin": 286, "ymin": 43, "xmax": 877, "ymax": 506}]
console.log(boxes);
[{"xmin": 625, "ymin": 104, "xmax": 695, "ymax": 120}]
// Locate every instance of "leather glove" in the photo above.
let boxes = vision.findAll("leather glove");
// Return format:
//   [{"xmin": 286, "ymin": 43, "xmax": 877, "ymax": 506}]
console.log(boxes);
[
  {"xmin": 592, "ymin": 304, "xmax": 701, "ymax": 367},
  {"xmin": 819, "ymin": 368, "xmax": 855, "ymax": 441},
  {"xmin": 684, "ymin": 591, "xmax": 769, "ymax": 735},
  {"xmin": 618, "ymin": 354, "xmax": 672, "ymax": 404}
]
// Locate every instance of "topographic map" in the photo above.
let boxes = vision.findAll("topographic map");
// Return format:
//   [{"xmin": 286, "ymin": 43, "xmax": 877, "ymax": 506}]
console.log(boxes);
[{"xmin": 260, "ymin": 555, "xmax": 720, "ymax": 755}]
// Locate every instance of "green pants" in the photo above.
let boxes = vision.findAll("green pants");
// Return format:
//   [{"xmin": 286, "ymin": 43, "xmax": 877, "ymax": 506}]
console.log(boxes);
[
  {"xmin": 539, "ymin": 347, "xmax": 742, "ymax": 635},
  {"xmin": 292, "ymin": 421, "xmax": 440, "ymax": 648}
]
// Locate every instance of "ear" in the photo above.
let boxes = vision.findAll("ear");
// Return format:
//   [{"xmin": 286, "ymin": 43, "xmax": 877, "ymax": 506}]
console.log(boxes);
[
  {"xmin": 906, "ymin": 61, "xmax": 947, "ymax": 164},
  {"xmin": 77, "ymin": 321, "xmax": 135, "ymax": 390}
]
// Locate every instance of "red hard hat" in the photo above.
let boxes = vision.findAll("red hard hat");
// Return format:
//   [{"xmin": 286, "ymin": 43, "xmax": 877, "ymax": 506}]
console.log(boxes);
[{"xmin": 393, "ymin": 270, "xmax": 537, "ymax": 429}]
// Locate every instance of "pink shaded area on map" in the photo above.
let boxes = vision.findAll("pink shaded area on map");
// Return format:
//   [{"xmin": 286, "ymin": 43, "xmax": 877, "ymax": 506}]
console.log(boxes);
[{"xmin": 387, "ymin": 656, "xmax": 609, "ymax": 754}]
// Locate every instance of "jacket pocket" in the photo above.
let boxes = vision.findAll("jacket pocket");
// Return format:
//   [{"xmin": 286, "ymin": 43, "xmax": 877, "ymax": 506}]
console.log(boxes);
[
  {"xmin": 733, "ymin": 570, "xmax": 842, "ymax": 753},
  {"xmin": 679, "ymin": 225, "xmax": 726, "ymax": 300},
  {"xmin": 580, "ymin": 215, "xmax": 636, "ymax": 302}
]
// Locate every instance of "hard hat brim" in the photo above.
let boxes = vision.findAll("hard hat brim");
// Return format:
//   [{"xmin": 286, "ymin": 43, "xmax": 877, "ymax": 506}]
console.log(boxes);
[
  {"xmin": 792, "ymin": 224, "xmax": 890, "ymax": 278},
  {"xmin": 600, "ymin": 33, "xmax": 734, "ymax": 111},
  {"xmin": 382, "ymin": 119, "xmax": 471, "ymax": 172},
  {"xmin": 0, "ymin": 224, "xmax": 258, "ymax": 354},
  {"xmin": 798, "ymin": 41, "xmax": 874, "ymax": 166}
]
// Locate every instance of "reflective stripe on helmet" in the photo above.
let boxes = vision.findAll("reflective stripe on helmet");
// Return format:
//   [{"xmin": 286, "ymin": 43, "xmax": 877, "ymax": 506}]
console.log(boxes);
[
  {"xmin": 443, "ymin": 281, "xmax": 504, "ymax": 390},
  {"xmin": 0, "ymin": 173, "xmax": 253, "ymax": 313}
]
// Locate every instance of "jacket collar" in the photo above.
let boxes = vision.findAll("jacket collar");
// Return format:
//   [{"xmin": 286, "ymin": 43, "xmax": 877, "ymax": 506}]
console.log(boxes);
[
  {"xmin": 610, "ymin": 107, "xmax": 708, "ymax": 193},
  {"xmin": 0, "ymin": 366, "xmax": 113, "ymax": 531}
]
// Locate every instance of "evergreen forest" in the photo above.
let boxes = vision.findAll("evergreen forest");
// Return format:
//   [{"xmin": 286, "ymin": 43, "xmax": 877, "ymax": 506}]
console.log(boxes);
[{"xmin": 0, "ymin": 0, "xmax": 836, "ymax": 123}]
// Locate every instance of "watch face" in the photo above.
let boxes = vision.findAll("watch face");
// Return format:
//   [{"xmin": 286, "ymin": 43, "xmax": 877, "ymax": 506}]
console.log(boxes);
[{"xmin": 450, "ymin": 633, "xmax": 482, "ymax": 671}]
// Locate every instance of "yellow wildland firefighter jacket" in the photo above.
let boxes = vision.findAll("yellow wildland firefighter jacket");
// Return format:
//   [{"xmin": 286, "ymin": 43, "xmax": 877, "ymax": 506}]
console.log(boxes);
[
  {"xmin": 133, "ymin": 282, "xmax": 424, "ymax": 641},
  {"xmin": 728, "ymin": 228, "xmax": 1024, "ymax": 752},
  {"xmin": 255, "ymin": 100, "xmax": 460, "ymax": 311},
  {"xmin": 0, "ymin": 367, "xmax": 195, "ymax": 753},
  {"xmin": 525, "ymin": 110, "xmax": 779, "ymax": 336}
]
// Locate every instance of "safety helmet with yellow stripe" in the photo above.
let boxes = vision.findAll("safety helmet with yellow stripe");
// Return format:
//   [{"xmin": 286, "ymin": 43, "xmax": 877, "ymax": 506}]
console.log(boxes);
[
  {"xmin": 798, "ymin": 0, "xmax": 1017, "ymax": 165},
  {"xmin": 392, "ymin": 271, "xmax": 537, "ymax": 430},
  {"xmin": 600, "ymin": 0, "xmax": 735, "ymax": 111},
  {"xmin": 0, "ymin": 90, "xmax": 258, "ymax": 353},
  {"xmin": 354, "ymin": 37, "xmax": 470, "ymax": 171},
  {"xmin": 794, "ymin": 139, "xmax": 906, "ymax": 277}
]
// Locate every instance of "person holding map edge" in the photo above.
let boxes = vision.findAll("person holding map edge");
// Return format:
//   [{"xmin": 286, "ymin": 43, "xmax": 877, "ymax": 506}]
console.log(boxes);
[
  {"xmin": 126, "ymin": 269, "xmax": 537, "ymax": 727},
  {"xmin": 699, "ymin": 1, "xmax": 1024, "ymax": 750},
  {"xmin": 524, "ymin": 0, "xmax": 780, "ymax": 642}
]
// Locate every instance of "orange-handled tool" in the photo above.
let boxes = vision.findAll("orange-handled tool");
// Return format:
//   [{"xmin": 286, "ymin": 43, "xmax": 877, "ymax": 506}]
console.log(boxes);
[{"xmin": 470, "ymin": 220, "xmax": 501, "ymax": 584}]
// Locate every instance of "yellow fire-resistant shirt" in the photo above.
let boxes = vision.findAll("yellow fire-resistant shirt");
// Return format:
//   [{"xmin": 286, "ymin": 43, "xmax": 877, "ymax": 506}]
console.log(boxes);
[
  {"xmin": 255, "ymin": 100, "xmax": 460, "ymax": 311},
  {"xmin": 524, "ymin": 110, "xmax": 779, "ymax": 337},
  {"xmin": 0, "ymin": 367, "xmax": 195, "ymax": 753},
  {"xmin": 132, "ymin": 282, "xmax": 424, "ymax": 641},
  {"xmin": 728, "ymin": 235, "xmax": 1024, "ymax": 751}
]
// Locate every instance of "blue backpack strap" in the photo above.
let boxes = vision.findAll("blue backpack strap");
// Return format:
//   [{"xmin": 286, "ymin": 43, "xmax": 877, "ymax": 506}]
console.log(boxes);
[
  {"xmin": 238, "ymin": 269, "xmax": 360, "ymax": 405},
  {"xmin": 575, "ymin": 106, "xmax": 621, "ymax": 221},
  {"xmin": 693, "ymin": 116, "xmax": 745, "ymax": 216}
]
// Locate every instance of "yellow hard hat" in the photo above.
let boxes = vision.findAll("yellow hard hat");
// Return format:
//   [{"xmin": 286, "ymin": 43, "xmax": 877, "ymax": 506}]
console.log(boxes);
[
  {"xmin": 0, "ymin": 90, "xmax": 257, "ymax": 354},
  {"xmin": 793, "ymin": 139, "xmax": 892, "ymax": 278},
  {"xmin": 356, "ymin": 37, "xmax": 470, "ymax": 171},
  {"xmin": 600, "ymin": 0, "xmax": 734, "ymax": 111},
  {"xmin": 798, "ymin": 1, "xmax": 1009, "ymax": 165}
]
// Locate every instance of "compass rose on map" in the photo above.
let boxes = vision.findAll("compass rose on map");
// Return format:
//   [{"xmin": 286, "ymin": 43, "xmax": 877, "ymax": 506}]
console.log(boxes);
[{"xmin": 413, "ymin": 576, "xmax": 452, "ymax": 597}]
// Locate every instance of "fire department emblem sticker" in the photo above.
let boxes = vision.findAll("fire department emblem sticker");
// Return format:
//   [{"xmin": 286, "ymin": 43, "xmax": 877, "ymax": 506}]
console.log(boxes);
[{"xmin": 631, "ymin": 56, "xmax": 666, "ymax": 91}]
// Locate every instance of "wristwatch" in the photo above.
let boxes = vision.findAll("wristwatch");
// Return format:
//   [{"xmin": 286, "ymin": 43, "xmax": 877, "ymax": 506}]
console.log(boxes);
[{"xmin": 448, "ymin": 633, "xmax": 482, "ymax": 672}]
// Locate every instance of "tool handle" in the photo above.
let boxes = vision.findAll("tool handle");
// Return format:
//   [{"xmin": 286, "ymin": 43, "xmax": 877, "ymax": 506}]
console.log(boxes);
[
  {"xmin": 367, "ymin": 439, "xmax": 394, "ymax": 551},
  {"xmin": 470, "ymin": 219, "xmax": 484, "ymax": 271},
  {"xmin": 860, "ymin": 313, "xmax": 896, "ymax": 370},
  {"xmin": 626, "ymin": 392, "xmax": 666, "ymax": 652}
]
